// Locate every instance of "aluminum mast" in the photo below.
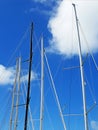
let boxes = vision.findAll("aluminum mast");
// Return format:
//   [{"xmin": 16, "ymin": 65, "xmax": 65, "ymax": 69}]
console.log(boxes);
[
  {"xmin": 9, "ymin": 59, "xmax": 19, "ymax": 130},
  {"xmin": 40, "ymin": 37, "xmax": 44, "ymax": 130},
  {"xmin": 72, "ymin": 4, "xmax": 88, "ymax": 130},
  {"xmin": 14, "ymin": 57, "xmax": 21, "ymax": 130}
]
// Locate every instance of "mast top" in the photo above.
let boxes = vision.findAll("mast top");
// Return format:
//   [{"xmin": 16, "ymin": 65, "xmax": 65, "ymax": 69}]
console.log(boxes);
[{"xmin": 72, "ymin": 3, "xmax": 75, "ymax": 6}]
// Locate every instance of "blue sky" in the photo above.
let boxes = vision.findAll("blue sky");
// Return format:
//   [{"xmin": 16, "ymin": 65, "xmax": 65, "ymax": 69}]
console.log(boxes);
[{"xmin": 0, "ymin": 0, "xmax": 98, "ymax": 130}]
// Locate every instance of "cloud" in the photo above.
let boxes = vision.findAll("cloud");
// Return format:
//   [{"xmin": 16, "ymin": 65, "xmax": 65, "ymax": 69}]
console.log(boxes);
[
  {"xmin": 33, "ymin": 0, "xmax": 46, "ymax": 3},
  {"xmin": 29, "ymin": 0, "xmax": 62, "ymax": 18},
  {"xmin": 91, "ymin": 121, "xmax": 98, "ymax": 130},
  {"xmin": 32, "ymin": 0, "xmax": 61, "ymax": 7},
  {"xmin": 29, "ymin": 7, "xmax": 52, "ymax": 16},
  {"xmin": 30, "ymin": 0, "xmax": 61, "ymax": 16},
  {"xmin": 33, "ymin": 0, "xmax": 55, "ymax": 4},
  {"xmin": 21, "ymin": 71, "xmax": 37, "ymax": 83},
  {"xmin": 47, "ymin": 0, "xmax": 98, "ymax": 57},
  {"xmin": 0, "ymin": 64, "xmax": 37, "ymax": 86},
  {"xmin": 0, "ymin": 65, "xmax": 15, "ymax": 85}
]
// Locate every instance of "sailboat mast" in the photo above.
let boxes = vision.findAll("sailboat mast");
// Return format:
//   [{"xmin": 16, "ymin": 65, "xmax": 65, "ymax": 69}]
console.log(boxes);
[
  {"xmin": 14, "ymin": 57, "xmax": 21, "ymax": 130},
  {"xmin": 24, "ymin": 23, "xmax": 33, "ymax": 130},
  {"xmin": 9, "ymin": 59, "xmax": 19, "ymax": 130},
  {"xmin": 72, "ymin": 4, "xmax": 88, "ymax": 130},
  {"xmin": 40, "ymin": 37, "xmax": 44, "ymax": 130}
]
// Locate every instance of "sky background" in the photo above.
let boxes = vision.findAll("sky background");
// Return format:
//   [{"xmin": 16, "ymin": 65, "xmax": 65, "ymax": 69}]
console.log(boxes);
[{"xmin": 0, "ymin": 0, "xmax": 98, "ymax": 130}]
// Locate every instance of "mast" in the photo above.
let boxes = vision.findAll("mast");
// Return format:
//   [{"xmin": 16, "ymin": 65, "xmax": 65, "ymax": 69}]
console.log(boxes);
[
  {"xmin": 72, "ymin": 4, "xmax": 88, "ymax": 130},
  {"xmin": 14, "ymin": 57, "xmax": 21, "ymax": 130},
  {"xmin": 40, "ymin": 37, "xmax": 44, "ymax": 130},
  {"xmin": 24, "ymin": 23, "xmax": 33, "ymax": 130},
  {"xmin": 9, "ymin": 59, "xmax": 19, "ymax": 130}
]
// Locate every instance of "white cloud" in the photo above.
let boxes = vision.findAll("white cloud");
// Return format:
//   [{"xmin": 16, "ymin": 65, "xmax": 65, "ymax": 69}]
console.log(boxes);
[
  {"xmin": 47, "ymin": 0, "xmax": 98, "ymax": 57},
  {"xmin": 33, "ymin": 0, "xmax": 61, "ymax": 7},
  {"xmin": 29, "ymin": 7, "xmax": 52, "ymax": 16},
  {"xmin": 33, "ymin": 0, "xmax": 55, "ymax": 3},
  {"xmin": 0, "ymin": 64, "xmax": 37, "ymax": 86},
  {"xmin": 30, "ymin": 0, "xmax": 61, "ymax": 17},
  {"xmin": 33, "ymin": 0, "xmax": 46, "ymax": 3},
  {"xmin": 21, "ymin": 71, "xmax": 37, "ymax": 83},
  {"xmin": 0, "ymin": 65, "xmax": 15, "ymax": 85},
  {"xmin": 91, "ymin": 121, "xmax": 98, "ymax": 130}
]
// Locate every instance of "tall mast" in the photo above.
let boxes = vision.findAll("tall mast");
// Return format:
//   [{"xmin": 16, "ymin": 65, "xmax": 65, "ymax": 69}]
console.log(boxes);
[
  {"xmin": 40, "ymin": 37, "xmax": 44, "ymax": 130},
  {"xmin": 14, "ymin": 57, "xmax": 21, "ymax": 130},
  {"xmin": 24, "ymin": 23, "xmax": 33, "ymax": 130},
  {"xmin": 72, "ymin": 4, "xmax": 88, "ymax": 130},
  {"xmin": 9, "ymin": 59, "xmax": 19, "ymax": 130}
]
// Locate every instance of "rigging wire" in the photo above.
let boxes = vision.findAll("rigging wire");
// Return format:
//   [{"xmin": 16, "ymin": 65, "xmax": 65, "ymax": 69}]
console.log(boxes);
[
  {"xmin": 22, "ymin": 59, "xmax": 55, "ymax": 130},
  {"xmin": 67, "ymin": 58, "xmax": 73, "ymax": 130},
  {"xmin": 44, "ymin": 63, "xmax": 55, "ymax": 98},
  {"xmin": 33, "ymin": 32, "xmax": 42, "ymax": 53},
  {"xmin": 0, "ymin": 90, "xmax": 11, "ymax": 113},
  {"xmin": 84, "ymin": 73, "xmax": 96, "ymax": 103},
  {"xmin": 84, "ymin": 70, "xmax": 96, "ymax": 103},
  {"xmin": 38, "ymin": 62, "xmax": 55, "ymax": 130},
  {"xmin": 0, "ymin": 26, "xmax": 29, "ymax": 90},
  {"xmin": 44, "ymin": 52, "xmax": 67, "ymax": 130},
  {"xmin": 44, "ymin": 102, "xmax": 55, "ymax": 130},
  {"xmin": 21, "ymin": 70, "xmax": 35, "ymax": 130},
  {"xmin": 0, "ymin": 91, "xmax": 12, "ymax": 129},
  {"xmin": 42, "ymin": 65, "xmax": 58, "ymax": 130},
  {"xmin": 0, "ymin": 26, "xmax": 45, "ymax": 130},
  {"xmin": 30, "ymin": 32, "xmax": 63, "ymax": 130},
  {"xmin": 0, "ymin": 27, "xmax": 29, "ymax": 129},
  {"xmin": 30, "ymin": 33, "xmax": 66, "ymax": 129},
  {"xmin": 79, "ymin": 21, "xmax": 98, "ymax": 70},
  {"xmin": 78, "ymin": 21, "xmax": 97, "ymax": 129},
  {"xmin": 6, "ymin": 26, "xmax": 30, "ymax": 66},
  {"xmin": 67, "ymin": 7, "xmax": 75, "ymax": 129},
  {"xmin": 53, "ymin": 56, "xmax": 64, "ymax": 80},
  {"xmin": 34, "ymin": 31, "xmax": 74, "ymax": 130},
  {"xmin": 33, "ymin": 32, "xmax": 52, "ymax": 97},
  {"xmin": 88, "ymin": 55, "xmax": 96, "ymax": 101},
  {"xmin": 78, "ymin": 21, "xmax": 97, "ymax": 101}
]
